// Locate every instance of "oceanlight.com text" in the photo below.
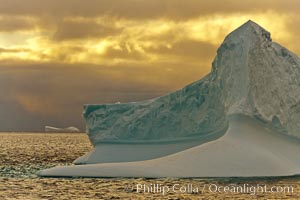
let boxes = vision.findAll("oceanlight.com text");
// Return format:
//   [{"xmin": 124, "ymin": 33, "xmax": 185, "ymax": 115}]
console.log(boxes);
[{"xmin": 129, "ymin": 183, "xmax": 294, "ymax": 196}]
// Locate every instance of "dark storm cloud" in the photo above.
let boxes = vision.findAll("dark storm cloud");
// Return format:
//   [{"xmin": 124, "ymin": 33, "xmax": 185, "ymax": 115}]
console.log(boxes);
[
  {"xmin": 1, "ymin": 61, "xmax": 204, "ymax": 131},
  {"xmin": 0, "ymin": 16, "xmax": 36, "ymax": 32},
  {"xmin": 102, "ymin": 44, "xmax": 147, "ymax": 61},
  {"xmin": 53, "ymin": 20, "xmax": 122, "ymax": 41},
  {"xmin": 0, "ymin": 0, "xmax": 299, "ymax": 19},
  {"xmin": 145, "ymin": 40, "xmax": 217, "ymax": 62}
]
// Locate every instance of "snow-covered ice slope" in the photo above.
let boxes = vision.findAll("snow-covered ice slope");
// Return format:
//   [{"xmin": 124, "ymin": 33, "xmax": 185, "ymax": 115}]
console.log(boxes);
[
  {"xmin": 73, "ymin": 124, "xmax": 227, "ymax": 164},
  {"xmin": 38, "ymin": 115, "xmax": 300, "ymax": 177}
]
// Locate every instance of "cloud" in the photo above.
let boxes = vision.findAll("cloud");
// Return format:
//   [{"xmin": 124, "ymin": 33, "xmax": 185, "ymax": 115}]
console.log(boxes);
[
  {"xmin": 0, "ymin": 60, "xmax": 208, "ymax": 106},
  {"xmin": 2, "ymin": 10, "xmax": 298, "ymax": 68},
  {"xmin": 145, "ymin": 39, "xmax": 216, "ymax": 62},
  {"xmin": 2, "ymin": 61, "xmax": 205, "ymax": 131},
  {"xmin": 0, "ymin": 47, "xmax": 31, "ymax": 53},
  {"xmin": 0, "ymin": 0, "xmax": 299, "ymax": 19},
  {"xmin": 53, "ymin": 19, "xmax": 122, "ymax": 41},
  {"xmin": 0, "ymin": 16, "xmax": 37, "ymax": 32}
]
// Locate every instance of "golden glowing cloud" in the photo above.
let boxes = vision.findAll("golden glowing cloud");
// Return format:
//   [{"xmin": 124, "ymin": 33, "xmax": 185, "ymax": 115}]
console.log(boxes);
[
  {"xmin": 0, "ymin": 10, "xmax": 298, "ymax": 68},
  {"xmin": 15, "ymin": 94, "xmax": 60, "ymax": 116}
]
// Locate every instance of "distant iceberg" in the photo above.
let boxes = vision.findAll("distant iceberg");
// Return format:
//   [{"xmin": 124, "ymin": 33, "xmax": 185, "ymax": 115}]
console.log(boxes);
[
  {"xmin": 45, "ymin": 126, "xmax": 80, "ymax": 133},
  {"xmin": 38, "ymin": 20, "xmax": 300, "ymax": 178}
]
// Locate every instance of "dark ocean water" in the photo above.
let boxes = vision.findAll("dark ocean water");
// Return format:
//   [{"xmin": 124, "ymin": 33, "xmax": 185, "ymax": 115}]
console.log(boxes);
[{"xmin": 0, "ymin": 133, "xmax": 299, "ymax": 199}]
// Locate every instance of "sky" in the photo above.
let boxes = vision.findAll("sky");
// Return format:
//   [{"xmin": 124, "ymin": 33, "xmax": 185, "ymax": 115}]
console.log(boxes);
[{"xmin": 0, "ymin": 0, "xmax": 299, "ymax": 131}]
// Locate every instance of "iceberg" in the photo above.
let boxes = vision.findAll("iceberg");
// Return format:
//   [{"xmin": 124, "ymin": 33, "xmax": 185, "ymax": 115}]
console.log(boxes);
[
  {"xmin": 45, "ymin": 126, "xmax": 80, "ymax": 133},
  {"xmin": 38, "ymin": 20, "xmax": 300, "ymax": 177},
  {"xmin": 38, "ymin": 115, "xmax": 300, "ymax": 177}
]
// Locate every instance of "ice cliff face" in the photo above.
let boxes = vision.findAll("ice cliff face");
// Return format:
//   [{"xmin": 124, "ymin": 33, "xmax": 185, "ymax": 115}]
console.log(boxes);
[
  {"xmin": 84, "ymin": 76, "xmax": 227, "ymax": 144},
  {"xmin": 211, "ymin": 21, "xmax": 300, "ymax": 137},
  {"xmin": 84, "ymin": 20, "xmax": 300, "ymax": 145}
]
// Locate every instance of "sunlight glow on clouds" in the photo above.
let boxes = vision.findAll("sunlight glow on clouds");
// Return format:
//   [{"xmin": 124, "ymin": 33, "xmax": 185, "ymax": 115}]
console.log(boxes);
[{"xmin": 0, "ymin": 11, "xmax": 297, "ymax": 68}]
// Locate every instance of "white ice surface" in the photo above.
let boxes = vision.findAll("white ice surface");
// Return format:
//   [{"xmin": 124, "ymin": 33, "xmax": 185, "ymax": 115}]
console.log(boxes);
[
  {"xmin": 45, "ymin": 126, "xmax": 80, "ymax": 133},
  {"xmin": 38, "ymin": 115, "xmax": 300, "ymax": 178},
  {"xmin": 74, "ymin": 124, "xmax": 226, "ymax": 164}
]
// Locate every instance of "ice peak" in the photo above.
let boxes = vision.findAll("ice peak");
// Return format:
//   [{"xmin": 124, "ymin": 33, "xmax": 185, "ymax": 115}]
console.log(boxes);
[
  {"xmin": 225, "ymin": 20, "xmax": 272, "ymax": 43},
  {"xmin": 242, "ymin": 20, "xmax": 263, "ymax": 30},
  {"xmin": 213, "ymin": 21, "xmax": 273, "ymax": 64}
]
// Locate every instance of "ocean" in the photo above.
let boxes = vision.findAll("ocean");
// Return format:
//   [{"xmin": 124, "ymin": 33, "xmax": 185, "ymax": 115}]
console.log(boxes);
[{"xmin": 0, "ymin": 133, "xmax": 299, "ymax": 199}]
